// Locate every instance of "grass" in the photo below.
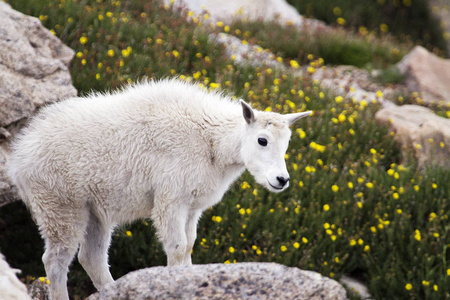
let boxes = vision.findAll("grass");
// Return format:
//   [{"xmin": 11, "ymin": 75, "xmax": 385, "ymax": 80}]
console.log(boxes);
[
  {"xmin": 221, "ymin": 18, "xmax": 409, "ymax": 69},
  {"xmin": 287, "ymin": 0, "xmax": 448, "ymax": 57},
  {"xmin": 1, "ymin": 0, "xmax": 450, "ymax": 299}
]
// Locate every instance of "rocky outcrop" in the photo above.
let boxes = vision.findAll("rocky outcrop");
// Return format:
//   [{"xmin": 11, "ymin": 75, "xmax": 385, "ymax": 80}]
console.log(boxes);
[
  {"xmin": 312, "ymin": 65, "xmax": 409, "ymax": 103},
  {"xmin": 214, "ymin": 33, "xmax": 286, "ymax": 70},
  {"xmin": 397, "ymin": 46, "xmax": 450, "ymax": 105},
  {"xmin": 170, "ymin": 0, "xmax": 326, "ymax": 29},
  {"xmin": 88, "ymin": 263, "xmax": 346, "ymax": 300},
  {"xmin": 0, "ymin": 1, "xmax": 77, "ymax": 207},
  {"xmin": 0, "ymin": 253, "xmax": 32, "ymax": 300},
  {"xmin": 375, "ymin": 104, "xmax": 450, "ymax": 169}
]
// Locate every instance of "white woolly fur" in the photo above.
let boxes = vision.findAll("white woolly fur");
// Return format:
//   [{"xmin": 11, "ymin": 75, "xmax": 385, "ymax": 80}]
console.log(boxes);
[{"xmin": 8, "ymin": 78, "xmax": 311, "ymax": 300}]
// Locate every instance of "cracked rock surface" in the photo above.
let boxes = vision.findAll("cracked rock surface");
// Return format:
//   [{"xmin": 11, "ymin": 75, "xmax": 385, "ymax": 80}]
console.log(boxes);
[{"xmin": 0, "ymin": 1, "xmax": 77, "ymax": 207}]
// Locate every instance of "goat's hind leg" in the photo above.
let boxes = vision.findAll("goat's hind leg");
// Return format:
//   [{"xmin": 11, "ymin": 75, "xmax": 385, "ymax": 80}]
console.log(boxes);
[
  {"xmin": 78, "ymin": 210, "xmax": 114, "ymax": 291},
  {"xmin": 36, "ymin": 199, "xmax": 89, "ymax": 300},
  {"xmin": 42, "ymin": 243, "xmax": 79, "ymax": 300}
]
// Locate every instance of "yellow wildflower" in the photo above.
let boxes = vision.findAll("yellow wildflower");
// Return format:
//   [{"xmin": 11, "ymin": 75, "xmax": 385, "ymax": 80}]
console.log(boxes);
[
  {"xmin": 429, "ymin": 212, "xmax": 437, "ymax": 221},
  {"xmin": 122, "ymin": 47, "xmax": 132, "ymax": 58},
  {"xmin": 307, "ymin": 66, "xmax": 316, "ymax": 74},
  {"xmin": 193, "ymin": 71, "xmax": 201, "ymax": 80},
  {"xmin": 285, "ymin": 100, "xmax": 295, "ymax": 109},
  {"xmin": 212, "ymin": 216, "xmax": 222, "ymax": 223},
  {"xmin": 240, "ymin": 181, "xmax": 251, "ymax": 189},
  {"xmin": 310, "ymin": 142, "xmax": 326, "ymax": 153},
  {"xmin": 333, "ymin": 6, "xmax": 341, "ymax": 16},
  {"xmin": 414, "ymin": 229, "xmax": 421, "ymax": 241},
  {"xmin": 296, "ymin": 128, "xmax": 306, "ymax": 139},
  {"xmin": 209, "ymin": 82, "xmax": 220, "ymax": 89},
  {"xmin": 331, "ymin": 185, "xmax": 339, "ymax": 193},
  {"xmin": 79, "ymin": 36, "xmax": 88, "ymax": 45},
  {"xmin": 336, "ymin": 17, "xmax": 346, "ymax": 25},
  {"xmin": 376, "ymin": 90, "xmax": 383, "ymax": 98}
]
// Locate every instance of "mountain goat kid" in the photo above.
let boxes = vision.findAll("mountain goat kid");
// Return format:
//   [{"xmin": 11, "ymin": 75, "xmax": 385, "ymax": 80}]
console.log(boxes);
[{"xmin": 8, "ymin": 78, "xmax": 311, "ymax": 300}]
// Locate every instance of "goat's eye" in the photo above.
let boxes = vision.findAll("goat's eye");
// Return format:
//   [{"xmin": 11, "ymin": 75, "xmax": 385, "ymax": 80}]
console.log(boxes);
[{"xmin": 258, "ymin": 138, "xmax": 268, "ymax": 146}]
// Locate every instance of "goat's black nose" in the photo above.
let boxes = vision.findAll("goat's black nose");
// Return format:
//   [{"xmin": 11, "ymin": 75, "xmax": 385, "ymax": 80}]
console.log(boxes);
[{"xmin": 276, "ymin": 176, "xmax": 289, "ymax": 187}]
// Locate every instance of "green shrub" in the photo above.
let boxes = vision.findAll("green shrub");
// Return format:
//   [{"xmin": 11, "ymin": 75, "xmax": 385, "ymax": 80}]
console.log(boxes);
[
  {"xmin": 222, "ymin": 19, "xmax": 407, "ymax": 69},
  {"xmin": 287, "ymin": 0, "xmax": 447, "ymax": 56}
]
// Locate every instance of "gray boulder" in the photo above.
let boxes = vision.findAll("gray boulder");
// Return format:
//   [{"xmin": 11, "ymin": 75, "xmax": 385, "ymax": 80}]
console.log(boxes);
[
  {"xmin": 397, "ymin": 46, "xmax": 450, "ymax": 105},
  {"xmin": 0, "ymin": 1, "xmax": 77, "ymax": 207},
  {"xmin": 88, "ymin": 262, "xmax": 346, "ymax": 300},
  {"xmin": 376, "ymin": 104, "xmax": 450, "ymax": 169}
]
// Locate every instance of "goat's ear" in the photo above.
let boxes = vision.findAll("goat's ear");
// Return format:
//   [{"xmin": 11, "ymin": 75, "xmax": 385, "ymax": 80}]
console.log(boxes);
[
  {"xmin": 240, "ymin": 100, "xmax": 255, "ymax": 125},
  {"xmin": 285, "ymin": 111, "xmax": 312, "ymax": 126}
]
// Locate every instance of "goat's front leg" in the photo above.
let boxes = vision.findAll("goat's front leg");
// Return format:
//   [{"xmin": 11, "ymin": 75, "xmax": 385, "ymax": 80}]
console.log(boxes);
[
  {"xmin": 152, "ymin": 202, "xmax": 189, "ymax": 266},
  {"xmin": 183, "ymin": 209, "xmax": 202, "ymax": 265}
]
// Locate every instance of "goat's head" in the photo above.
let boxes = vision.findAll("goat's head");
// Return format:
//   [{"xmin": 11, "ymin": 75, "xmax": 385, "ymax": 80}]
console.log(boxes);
[{"xmin": 240, "ymin": 100, "xmax": 311, "ymax": 193}]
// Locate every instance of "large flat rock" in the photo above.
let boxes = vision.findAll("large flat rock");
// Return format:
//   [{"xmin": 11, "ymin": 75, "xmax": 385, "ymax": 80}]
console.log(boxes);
[{"xmin": 88, "ymin": 263, "xmax": 346, "ymax": 300}]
